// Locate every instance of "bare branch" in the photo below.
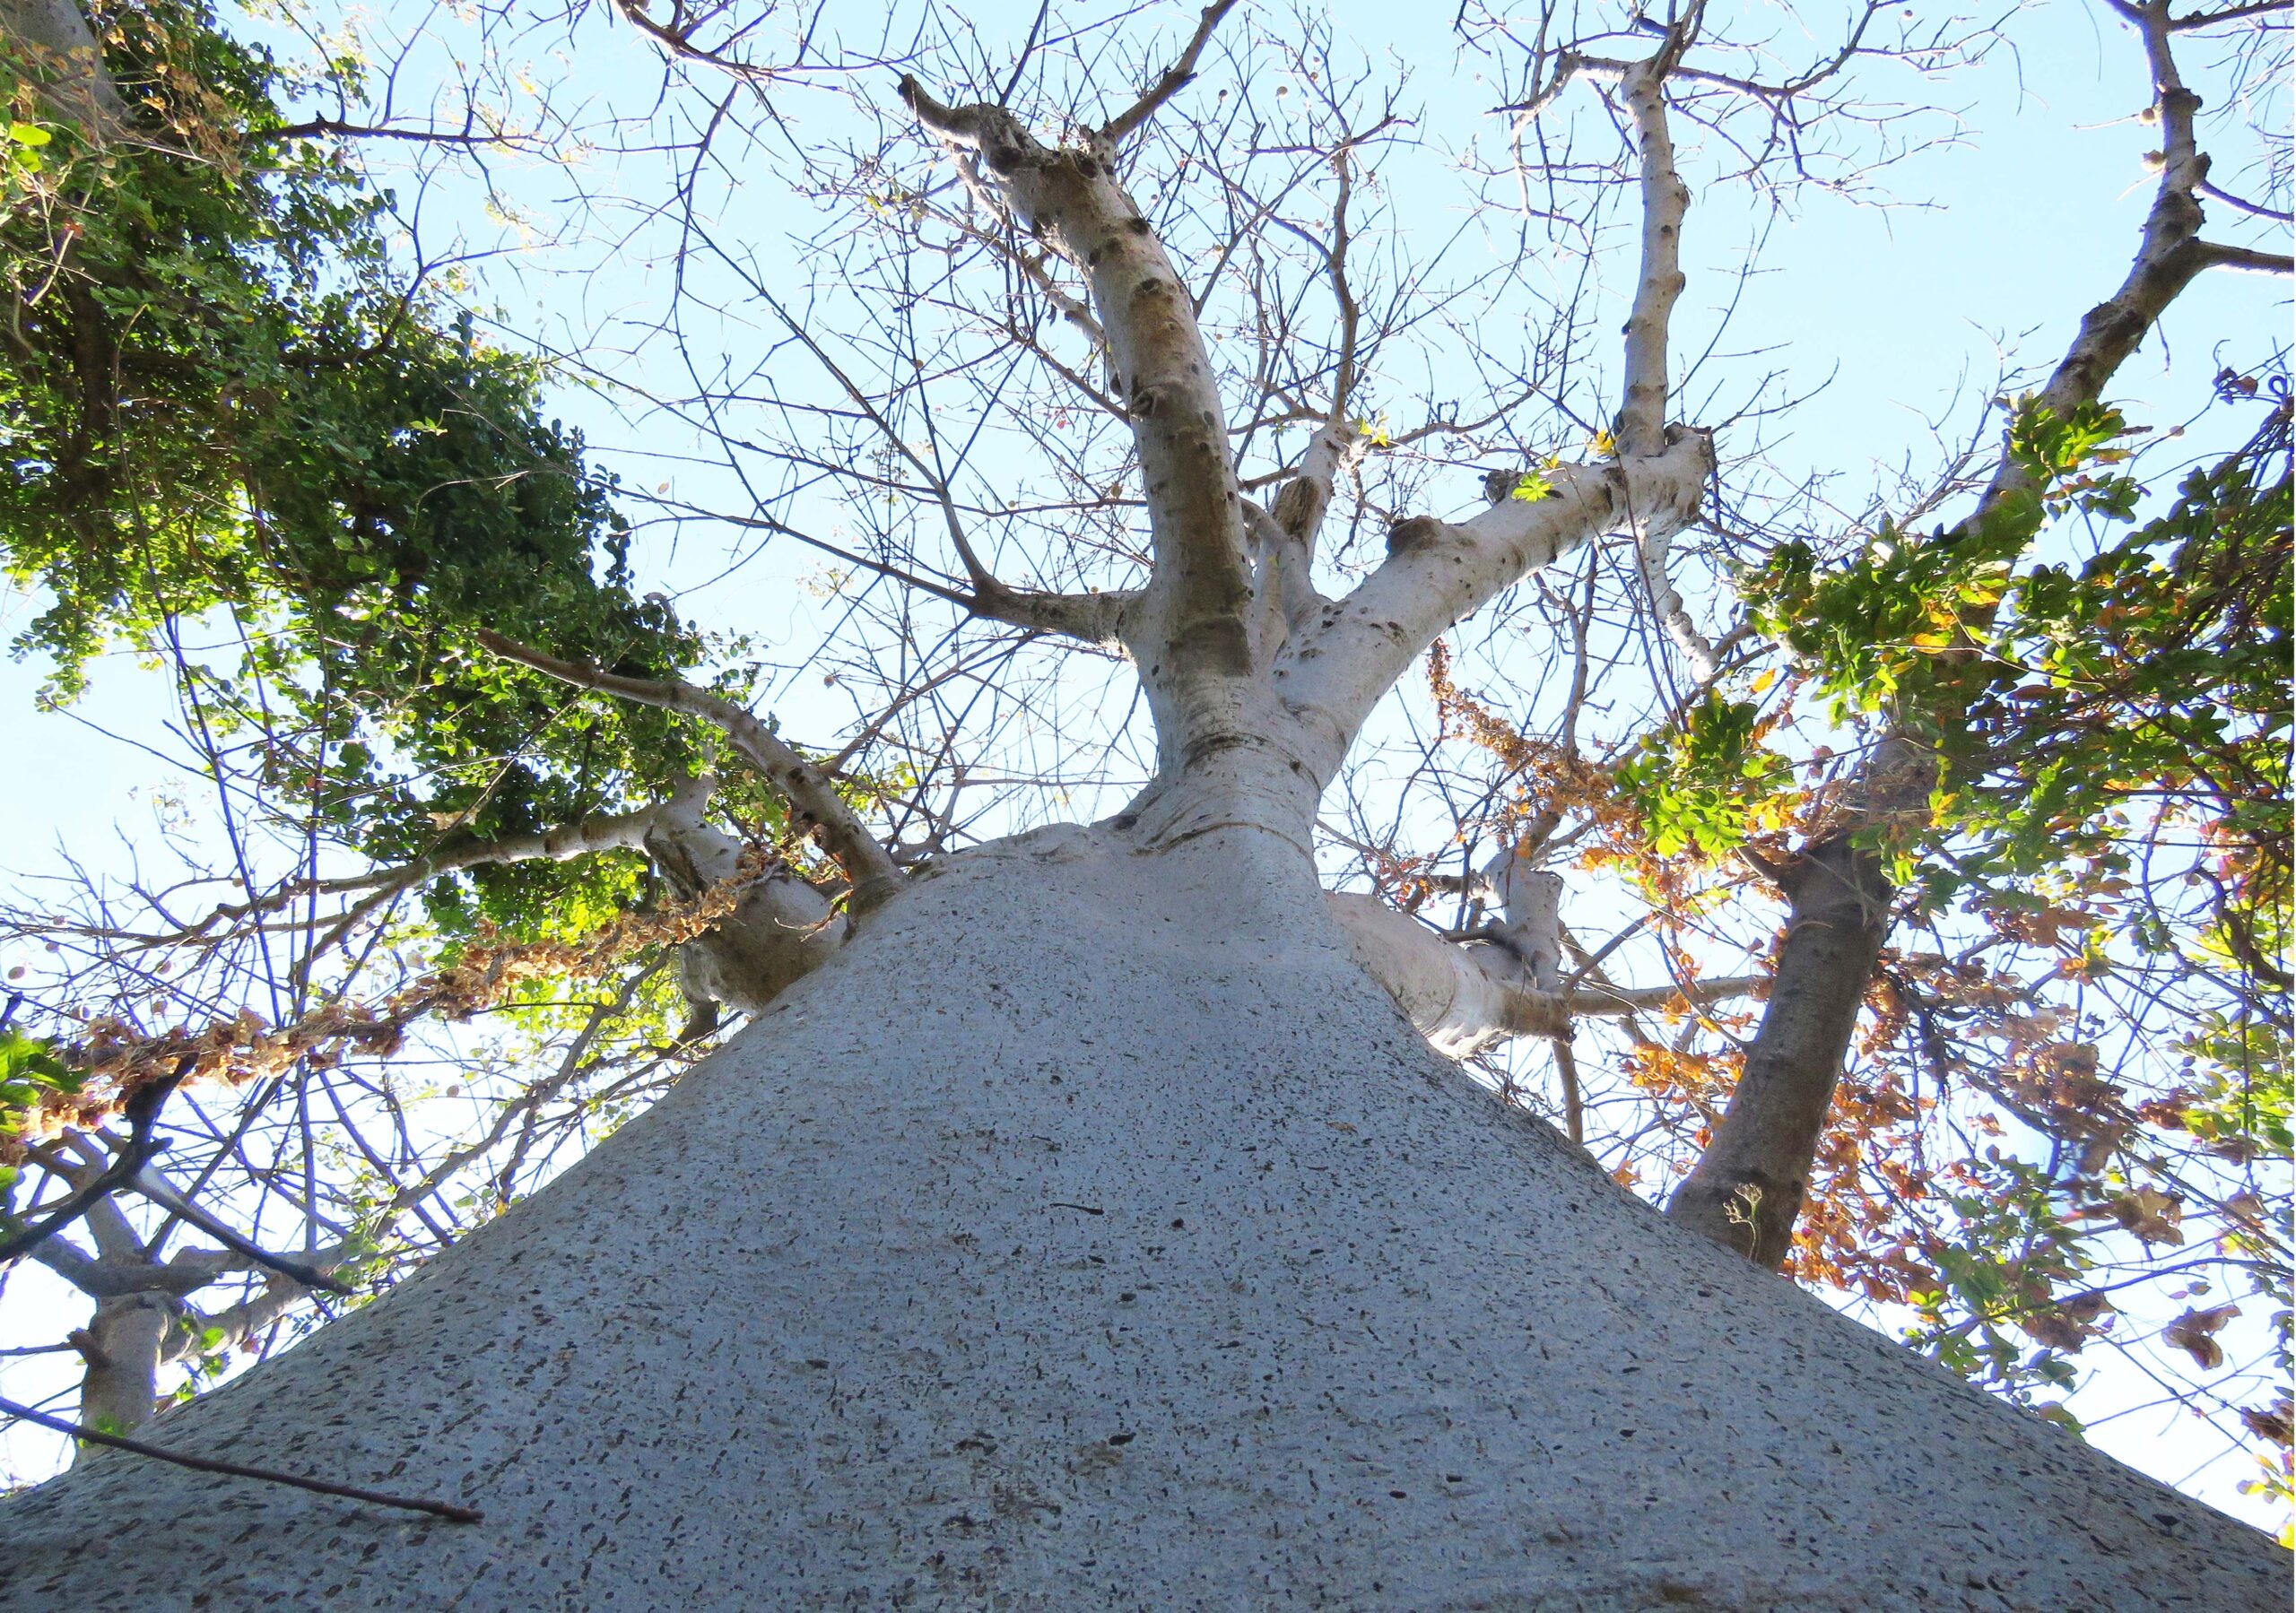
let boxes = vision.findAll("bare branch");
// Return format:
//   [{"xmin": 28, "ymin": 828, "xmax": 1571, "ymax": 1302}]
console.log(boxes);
[
  {"xmin": 1616, "ymin": 48, "xmax": 1720, "ymax": 682},
  {"xmin": 0, "ymin": 1394, "xmax": 482, "ymax": 1522},
  {"xmin": 474, "ymin": 633, "xmax": 903, "ymax": 909},
  {"xmin": 1099, "ymin": 1, "xmax": 1239, "ymax": 148},
  {"xmin": 901, "ymin": 68, "xmax": 1257, "ymax": 747},
  {"xmin": 1329, "ymin": 891, "xmax": 1759, "ymax": 1059},
  {"xmin": 1280, "ymin": 431, "xmax": 1712, "ymax": 768},
  {"xmin": 2193, "ymin": 240, "xmax": 2294, "ymax": 274}
]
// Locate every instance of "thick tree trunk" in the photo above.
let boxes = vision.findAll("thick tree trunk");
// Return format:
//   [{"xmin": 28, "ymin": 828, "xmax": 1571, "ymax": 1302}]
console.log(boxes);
[
  {"xmin": 0, "ymin": 821, "xmax": 2277, "ymax": 1609},
  {"xmin": 1667, "ymin": 831, "xmax": 1892, "ymax": 1265}
]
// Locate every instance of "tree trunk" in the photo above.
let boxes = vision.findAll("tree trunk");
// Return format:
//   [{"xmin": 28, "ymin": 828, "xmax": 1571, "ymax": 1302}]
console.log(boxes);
[
  {"xmin": 1667, "ymin": 831, "xmax": 1893, "ymax": 1266},
  {"xmin": 0, "ymin": 0, "xmax": 127, "ymax": 139},
  {"xmin": 73, "ymin": 1294, "xmax": 167, "ymax": 1442},
  {"xmin": 0, "ymin": 821, "xmax": 2278, "ymax": 1608}
]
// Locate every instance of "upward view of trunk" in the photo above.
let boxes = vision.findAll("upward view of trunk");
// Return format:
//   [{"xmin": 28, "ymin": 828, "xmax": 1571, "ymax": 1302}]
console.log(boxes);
[
  {"xmin": 2, "ymin": 4, "xmax": 2282, "ymax": 1600},
  {"xmin": 2, "ymin": 818, "xmax": 2279, "ymax": 1609}
]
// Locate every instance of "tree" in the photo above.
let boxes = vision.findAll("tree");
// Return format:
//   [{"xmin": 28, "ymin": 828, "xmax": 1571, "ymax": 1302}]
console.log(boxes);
[
  {"xmin": 0, "ymin": 0, "xmax": 733, "ymax": 1432},
  {"xmin": 0, "ymin": 0, "xmax": 2288, "ymax": 1601}
]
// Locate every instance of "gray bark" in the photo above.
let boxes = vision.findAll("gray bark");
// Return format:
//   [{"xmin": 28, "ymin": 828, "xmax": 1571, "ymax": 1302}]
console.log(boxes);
[
  {"xmin": 72, "ymin": 1295, "xmax": 167, "ymax": 1439},
  {"xmin": 1666, "ymin": 831, "xmax": 1892, "ymax": 1264},
  {"xmin": 1, "ymin": 821, "xmax": 2278, "ymax": 1609},
  {"xmin": 645, "ymin": 813, "xmax": 846, "ymax": 1015},
  {"xmin": 1666, "ymin": 5, "xmax": 2234, "ymax": 1268},
  {"xmin": 0, "ymin": 0, "xmax": 126, "ymax": 140}
]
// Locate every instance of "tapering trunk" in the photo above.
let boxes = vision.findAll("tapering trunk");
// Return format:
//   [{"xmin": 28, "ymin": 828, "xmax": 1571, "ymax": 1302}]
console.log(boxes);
[
  {"xmin": 1, "ymin": 821, "xmax": 2277, "ymax": 1608},
  {"xmin": 1668, "ymin": 831, "xmax": 1893, "ymax": 1266}
]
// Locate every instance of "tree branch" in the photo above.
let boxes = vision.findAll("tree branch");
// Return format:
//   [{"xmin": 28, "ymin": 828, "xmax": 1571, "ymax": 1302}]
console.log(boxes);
[
  {"xmin": 1328, "ymin": 892, "xmax": 1758, "ymax": 1060},
  {"xmin": 1098, "ymin": 1, "xmax": 1238, "ymax": 148},
  {"xmin": 0, "ymin": 1395, "xmax": 482, "ymax": 1523},
  {"xmin": 251, "ymin": 117, "xmax": 519, "ymax": 150},
  {"xmin": 2193, "ymin": 239, "xmax": 2293, "ymax": 274},
  {"xmin": 0, "ymin": 1061, "xmax": 187, "ymax": 1268},
  {"xmin": 125, "ymin": 1167, "xmax": 354, "ymax": 1295},
  {"xmin": 174, "ymin": 778, "xmax": 718, "ymax": 941},
  {"xmin": 1674, "ymin": 8, "xmax": 2231, "ymax": 1266},
  {"xmin": 1280, "ymin": 430, "xmax": 1711, "ymax": 769},
  {"xmin": 2000, "ymin": 2, "xmax": 2214, "ymax": 463},
  {"xmin": 474, "ymin": 633, "xmax": 903, "ymax": 910},
  {"xmin": 901, "ymin": 66, "xmax": 1257, "ymax": 756},
  {"xmin": 1615, "ymin": 46, "xmax": 1720, "ymax": 682}
]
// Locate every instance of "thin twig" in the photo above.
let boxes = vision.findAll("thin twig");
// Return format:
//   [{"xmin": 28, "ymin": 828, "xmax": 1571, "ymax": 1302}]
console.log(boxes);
[{"xmin": 0, "ymin": 1395, "xmax": 483, "ymax": 1523}]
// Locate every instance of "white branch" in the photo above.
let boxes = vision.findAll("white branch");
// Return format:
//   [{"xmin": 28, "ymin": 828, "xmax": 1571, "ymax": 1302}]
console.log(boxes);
[
  {"xmin": 1617, "ymin": 55, "xmax": 1719, "ymax": 683},
  {"xmin": 1281, "ymin": 431, "xmax": 1711, "ymax": 767},
  {"xmin": 901, "ymin": 70, "xmax": 1257, "ymax": 754},
  {"xmin": 1328, "ymin": 892, "xmax": 1758, "ymax": 1061}
]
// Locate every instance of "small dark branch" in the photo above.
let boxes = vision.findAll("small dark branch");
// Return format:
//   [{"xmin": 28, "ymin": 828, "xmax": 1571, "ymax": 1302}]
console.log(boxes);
[
  {"xmin": 126, "ymin": 1169, "xmax": 354, "ymax": 1295},
  {"xmin": 1739, "ymin": 843, "xmax": 1794, "ymax": 888},
  {"xmin": 1099, "ymin": 1, "xmax": 1239, "ymax": 148},
  {"xmin": 0, "ymin": 1395, "xmax": 482, "ymax": 1523},
  {"xmin": 473, "ymin": 632, "xmax": 903, "ymax": 910},
  {"xmin": 613, "ymin": 0, "xmax": 779, "ymax": 81},
  {"xmin": 251, "ymin": 118, "xmax": 513, "ymax": 149},
  {"xmin": 0, "ymin": 1059, "xmax": 188, "ymax": 1266}
]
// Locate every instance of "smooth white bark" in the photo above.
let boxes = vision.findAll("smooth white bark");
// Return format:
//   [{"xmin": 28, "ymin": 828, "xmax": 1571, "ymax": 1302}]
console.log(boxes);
[
  {"xmin": 1327, "ymin": 890, "xmax": 1760, "ymax": 1061},
  {"xmin": 1613, "ymin": 51, "xmax": 1719, "ymax": 683},
  {"xmin": 1276, "ymin": 429, "xmax": 1713, "ymax": 769}
]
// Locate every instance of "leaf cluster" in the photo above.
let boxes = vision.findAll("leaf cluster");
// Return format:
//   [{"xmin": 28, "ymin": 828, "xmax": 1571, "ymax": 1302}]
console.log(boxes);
[
  {"xmin": 0, "ymin": 0, "xmax": 716, "ymax": 938},
  {"xmin": 1612, "ymin": 690, "xmax": 1789, "ymax": 859}
]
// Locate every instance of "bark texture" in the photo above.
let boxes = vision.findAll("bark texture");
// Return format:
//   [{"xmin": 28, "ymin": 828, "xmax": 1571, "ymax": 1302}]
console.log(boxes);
[
  {"xmin": 1, "ymin": 824, "xmax": 2278, "ymax": 1609},
  {"xmin": 1666, "ymin": 832, "xmax": 1892, "ymax": 1264},
  {"xmin": 73, "ymin": 1294, "xmax": 168, "ymax": 1437},
  {"xmin": 0, "ymin": 0, "xmax": 126, "ymax": 139}
]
